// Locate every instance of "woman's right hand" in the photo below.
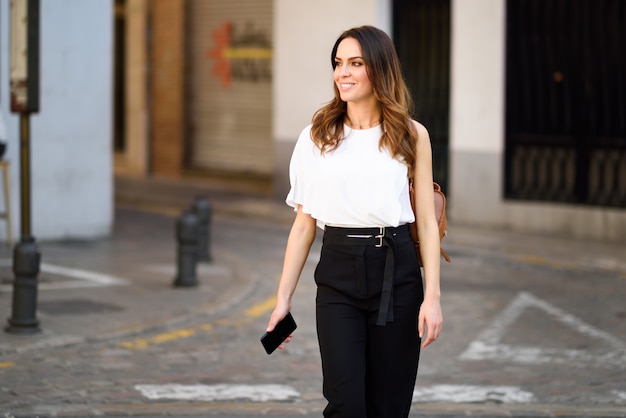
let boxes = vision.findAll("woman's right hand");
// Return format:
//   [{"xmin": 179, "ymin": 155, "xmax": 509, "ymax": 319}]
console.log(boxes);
[
  {"xmin": 266, "ymin": 304, "xmax": 293, "ymax": 349},
  {"xmin": 265, "ymin": 205, "xmax": 316, "ymax": 348},
  {"xmin": 266, "ymin": 303, "xmax": 290, "ymax": 332}
]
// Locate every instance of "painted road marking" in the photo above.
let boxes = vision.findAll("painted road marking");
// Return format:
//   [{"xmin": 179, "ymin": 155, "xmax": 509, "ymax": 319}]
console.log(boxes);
[
  {"xmin": 245, "ymin": 296, "xmax": 276, "ymax": 317},
  {"xmin": 614, "ymin": 390, "xmax": 626, "ymax": 401},
  {"xmin": 518, "ymin": 255, "xmax": 563, "ymax": 269},
  {"xmin": 0, "ymin": 361, "xmax": 15, "ymax": 368},
  {"xmin": 0, "ymin": 259, "xmax": 128, "ymax": 290},
  {"xmin": 118, "ymin": 296, "xmax": 276, "ymax": 350},
  {"xmin": 118, "ymin": 329, "xmax": 196, "ymax": 350},
  {"xmin": 135, "ymin": 384, "xmax": 299, "ymax": 402},
  {"xmin": 460, "ymin": 291, "xmax": 626, "ymax": 368},
  {"xmin": 412, "ymin": 384, "xmax": 535, "ymax": 404},
  {"xmin": 135, "ymin": 383, "xmax": 535, "ymax": 404}
]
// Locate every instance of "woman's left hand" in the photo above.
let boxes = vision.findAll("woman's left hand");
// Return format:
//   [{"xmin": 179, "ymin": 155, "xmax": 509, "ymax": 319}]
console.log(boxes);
[{"xmin": 418, "ymin": 296, "xmax": 442, "ymax": 348}]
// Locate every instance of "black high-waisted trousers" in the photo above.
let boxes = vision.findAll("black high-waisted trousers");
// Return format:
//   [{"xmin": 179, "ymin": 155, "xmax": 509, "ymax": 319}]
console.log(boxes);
[{"xmin": 314, "ymin": 224, "xmax": 423, "ymax": 418}]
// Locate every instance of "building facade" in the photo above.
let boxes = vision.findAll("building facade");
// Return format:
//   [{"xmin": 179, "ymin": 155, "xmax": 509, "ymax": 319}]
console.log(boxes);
[
  {"xmin": 448, "ymin": 0, "xmax": 625, "ymax": 242},
  {"xmin": 1, "ymin": 0, "xmax": 623, "ymax": 242},
  {"xmin": 0, "ymin": 0, "xmax": 113, "ymax": 241},
  {"xmin": 117, "ymin": 0, "xmax": 623, "ymax": 242}
]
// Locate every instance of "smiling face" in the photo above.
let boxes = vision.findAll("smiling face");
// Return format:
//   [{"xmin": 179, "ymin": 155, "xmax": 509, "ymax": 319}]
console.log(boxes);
[{"xmin": 333, "ymin": 37, "xmax": 375, "ymax": 106}]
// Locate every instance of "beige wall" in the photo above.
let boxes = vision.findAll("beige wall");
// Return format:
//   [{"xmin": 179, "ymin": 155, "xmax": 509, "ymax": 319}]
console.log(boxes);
[
  {"xmin": 116, "ymin": 0, "xmax": 186, "ymax": 179},
  {"xmin": 149, "ymin": 0, "xmax": 186, "ymax": 178},
  {"xmin": 115, "ymin": 0, "xmax": 148, "ymax": 176},
  {"xmin": 449, "ymin": 0, "xmax": 626, "ymax": 242}
]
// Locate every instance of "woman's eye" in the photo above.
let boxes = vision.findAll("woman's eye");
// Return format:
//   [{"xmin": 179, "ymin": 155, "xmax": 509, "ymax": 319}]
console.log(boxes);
[
  {"xmin": 334, "ymin": 61, "xmax": 342, "ymax": 67},
  {"xmin": 352, "ymin": 62, "xmax": 363, "ymax": 67}
]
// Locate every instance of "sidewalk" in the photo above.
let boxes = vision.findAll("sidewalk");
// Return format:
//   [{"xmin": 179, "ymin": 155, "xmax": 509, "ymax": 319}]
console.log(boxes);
[
  {"xmin": 2, "ymin": 175, "xmax": 622, "ymax": 353},
  {"xmin": 0, "ymin": 207, "xmax": 288, "ymax": 356},
  {"xmin": 0, "ymin": 176, "xmax": 624, "ymax": 417},
  {"xmin": 0, "ymin": 176, "xmax": 289, "ymax": 351}
]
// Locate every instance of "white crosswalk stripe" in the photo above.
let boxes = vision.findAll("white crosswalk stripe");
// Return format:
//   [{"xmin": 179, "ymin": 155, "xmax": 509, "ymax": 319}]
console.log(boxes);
[
  {"xmin": 135, "ymin": 384, "xmax": 300, "ymax": 402},
  {"xmin": 412, "ymin": 385, "xmax": 534, "ymax": 403},
  {"xmin": 136, "ymin": 383, "xmax": 626, "ymax": 404}
]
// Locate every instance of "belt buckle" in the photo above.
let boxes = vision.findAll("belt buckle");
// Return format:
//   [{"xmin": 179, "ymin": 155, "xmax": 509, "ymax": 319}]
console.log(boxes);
[{"xmin": 375, "ymin": 227, "xmax": 384, "ymax": 247}]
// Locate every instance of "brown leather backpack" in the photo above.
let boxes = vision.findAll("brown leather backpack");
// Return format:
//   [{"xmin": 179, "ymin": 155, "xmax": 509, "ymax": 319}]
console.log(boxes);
[{"xmin": 408, "ymin": 181, "xmax": 451, "ymax": 266}]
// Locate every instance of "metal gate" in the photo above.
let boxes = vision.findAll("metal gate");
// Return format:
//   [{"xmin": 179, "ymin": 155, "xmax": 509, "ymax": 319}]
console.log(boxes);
[
  {"xmin": 505, "ymin": 0, "xmax": 626, "ymax": 207},
  {"xmin": 393, "ymin": 0, "xmax": 451, "ymax": 191}
]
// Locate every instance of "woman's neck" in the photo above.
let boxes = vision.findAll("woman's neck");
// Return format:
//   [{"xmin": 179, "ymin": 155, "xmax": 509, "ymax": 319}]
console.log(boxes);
[{"xmin": 345, "ymin": 103, "xmax": 382, "ymax": 130}]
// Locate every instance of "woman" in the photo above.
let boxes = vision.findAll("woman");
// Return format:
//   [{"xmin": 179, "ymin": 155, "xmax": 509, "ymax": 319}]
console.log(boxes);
[{"xmin": 266, "ymin": 25, "xmax": 442, "ymax": 417}]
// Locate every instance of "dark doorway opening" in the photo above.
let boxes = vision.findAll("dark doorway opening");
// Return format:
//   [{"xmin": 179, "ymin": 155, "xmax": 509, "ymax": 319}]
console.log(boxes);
[
  {"xmin": 393, "ymin": 0, "xmax": 451, "ymax": 192},
  {"xmin": 114, "ymin": 0, "xmax": 126, "ymax": 153}
]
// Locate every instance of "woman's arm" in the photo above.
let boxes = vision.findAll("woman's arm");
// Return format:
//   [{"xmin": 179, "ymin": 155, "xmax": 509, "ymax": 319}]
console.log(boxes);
[
  {"xmin": 266, "ymin": 205, "xmax": 317, "ymax": 348},
  {"xmin": 411, "ymin": 120, "xmax": 443, "ymax": 348}
]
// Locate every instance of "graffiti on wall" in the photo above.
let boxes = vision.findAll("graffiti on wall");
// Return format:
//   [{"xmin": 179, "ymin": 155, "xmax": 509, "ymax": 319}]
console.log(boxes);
[{"xmin": 208, "ymin": 21, "xmax": 272, "ymax": 88}]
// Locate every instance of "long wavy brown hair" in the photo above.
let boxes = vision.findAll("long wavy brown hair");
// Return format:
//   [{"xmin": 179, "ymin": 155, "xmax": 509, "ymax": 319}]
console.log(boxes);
[{"xmin": 310, "ymin": 25, "xmax": 418, "ymax": 173}]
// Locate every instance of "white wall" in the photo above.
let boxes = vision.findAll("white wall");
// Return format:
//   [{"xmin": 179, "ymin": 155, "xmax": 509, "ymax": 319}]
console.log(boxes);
[
  {"xmin": 273, "ymin": 0, "xmax": 391, "ymax": 142},
  {"xmin": 272, "ymin": 0, "xmax": 391, "ymax": 197},
  {"xmin": 448, "ymin": 0, "xmax": 506, "ymax": 223},
  {"xmin": 450, "ymin": 0, "xmax": 505, "ymax": 154},
  {"xmin": 0, "ymin": 0, "xmax": 113, "ymax": 241}
]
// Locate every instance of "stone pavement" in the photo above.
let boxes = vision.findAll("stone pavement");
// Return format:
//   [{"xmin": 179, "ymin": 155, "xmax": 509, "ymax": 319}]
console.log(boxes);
[{"xmin": 0, "ymin": 177, "xmax": 625, "ymax": 417}]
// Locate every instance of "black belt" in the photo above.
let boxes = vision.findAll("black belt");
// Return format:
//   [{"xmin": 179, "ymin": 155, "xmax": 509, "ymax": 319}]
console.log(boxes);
[{"xmin": 323, "ymin": 225, "xmax": 409, "ymax": 326}]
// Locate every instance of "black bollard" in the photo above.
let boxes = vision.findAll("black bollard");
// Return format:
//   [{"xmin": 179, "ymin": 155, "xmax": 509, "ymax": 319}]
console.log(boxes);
[
  {"xmin": 192, "ymin": 196, "xmax": 212, "ymax": 262},
  {"xmin": 173, "ymin": 210, "xmax": 199, "ymax": 287},
  {"xmin": 6, "ymin": 236, "xmax": 41, "ymax": 334}
]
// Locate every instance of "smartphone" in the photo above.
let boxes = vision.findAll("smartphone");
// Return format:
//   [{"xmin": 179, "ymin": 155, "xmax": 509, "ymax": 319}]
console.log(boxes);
[{"xmin": 260, "ymin": 312, "xmax": 297, "ymax": 355}]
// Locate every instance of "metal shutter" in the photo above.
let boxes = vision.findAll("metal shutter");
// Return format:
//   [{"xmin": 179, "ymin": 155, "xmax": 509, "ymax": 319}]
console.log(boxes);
[{"xmin": 187, "ymin": 0, "xmax": 272, "ymax": 175}]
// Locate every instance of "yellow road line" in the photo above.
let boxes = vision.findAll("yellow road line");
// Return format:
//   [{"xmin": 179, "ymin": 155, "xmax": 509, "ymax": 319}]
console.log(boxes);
[
  {"xmin": 216, "ymin": 296, "xmax": 277, "ymax": 328},
  {"xmin": 118, "ymin": 297, "xmax": 276, "ymax": 350},
  {"xmin": 245, "ymin": 297, "xmax": 276, "ymax": 318},
  {"xmin": 199, "ymin": 323, "xmax": 213, "ymax": 331},
  {"xmin": 0, "ymin": 361, "xmax": 15, "ymax": 369},
  {"xmin": 119, "ymin": 329, "xmax": 196, "ymax": 350},
  {"xmin": 216, "ymin": 318, "xmax": 252, "ymax": 328},
  {"xmin": 518, "ymin": 255, "xmax": 563, "ymax": 269}
]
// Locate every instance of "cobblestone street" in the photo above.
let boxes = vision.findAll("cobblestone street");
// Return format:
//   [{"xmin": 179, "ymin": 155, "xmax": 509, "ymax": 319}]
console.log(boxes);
[{"xmin": 0, "ymin": 199, "xmax": 625, "ymax": 417}]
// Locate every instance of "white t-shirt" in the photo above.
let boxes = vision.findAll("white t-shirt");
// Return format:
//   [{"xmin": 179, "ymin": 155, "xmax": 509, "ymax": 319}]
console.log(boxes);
[{"xmin": 286, "ymin": 124, "xmax": 415, "ymax": 229}]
